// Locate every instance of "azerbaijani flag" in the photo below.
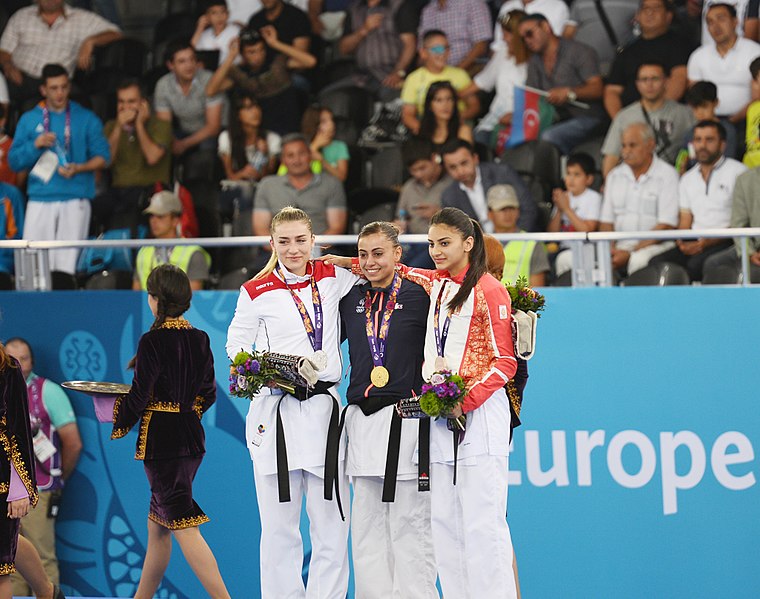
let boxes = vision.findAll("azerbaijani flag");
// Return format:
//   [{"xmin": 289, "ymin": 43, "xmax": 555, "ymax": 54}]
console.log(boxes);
[{"xmin": 506, "ymin": 86, "xmax": 555, "ymax": 148}]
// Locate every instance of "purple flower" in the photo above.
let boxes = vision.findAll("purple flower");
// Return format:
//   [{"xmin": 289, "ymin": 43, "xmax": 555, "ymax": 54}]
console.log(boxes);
[
  {"xmin": 237, "ymin": 365, "xmax": 245, "ymax": 374},
  {"xmin": 250, "ymin": 360, "xmax": 261, "ymax": 374}
]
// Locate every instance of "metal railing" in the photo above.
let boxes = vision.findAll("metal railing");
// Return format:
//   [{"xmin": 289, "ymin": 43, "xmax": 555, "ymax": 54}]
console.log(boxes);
[{"xmin": 2, "ymin": 228, "xmax": 758, "ymax": 290}]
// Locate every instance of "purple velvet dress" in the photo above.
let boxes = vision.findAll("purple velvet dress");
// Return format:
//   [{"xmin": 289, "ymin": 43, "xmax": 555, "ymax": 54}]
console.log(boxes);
[
  {"xmin": 0, "ymin": 359, "xmax": 38, "ymax": 572},
  {"xmin": 112, "ymin": 320, "xmax": 216, "ymax": 530}
]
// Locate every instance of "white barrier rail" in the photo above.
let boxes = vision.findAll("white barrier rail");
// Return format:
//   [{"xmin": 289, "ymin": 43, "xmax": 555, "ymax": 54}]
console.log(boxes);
[{"xmin": 1, "ymin": 228, "xmax": 758, "ymax": 290}]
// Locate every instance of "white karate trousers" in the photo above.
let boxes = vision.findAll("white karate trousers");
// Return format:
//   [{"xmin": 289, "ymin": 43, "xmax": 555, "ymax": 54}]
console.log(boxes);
[
  {"xmin": 351, "ymin": 476, "xmax": 438, "ymax": 599},
  {"xmin": 253, "ymin": 465, "xmax": 350, "ymax": 599},
  {"xmin": 430, "ymin": 455, "xmax": 517, "ymax": 599},
  {"xmin": 23, "ymin": 199, "xmax": 91, "ymax": 274}
]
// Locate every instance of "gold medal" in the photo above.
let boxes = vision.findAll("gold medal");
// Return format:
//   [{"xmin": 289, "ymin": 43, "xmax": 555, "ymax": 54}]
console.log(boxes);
[
  {"xmin": 434, "ymin": 356, "xmax": 448, "ymax": 371},
  {"xmin": 370, "ymin": 365, "xmax": 390, "ymax": 388}
]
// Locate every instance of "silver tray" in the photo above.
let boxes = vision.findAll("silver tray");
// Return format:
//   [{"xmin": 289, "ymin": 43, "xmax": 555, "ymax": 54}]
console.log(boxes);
[{"xmin": 61, "ymin": 381, "xmax": 131, "ymax": 396}]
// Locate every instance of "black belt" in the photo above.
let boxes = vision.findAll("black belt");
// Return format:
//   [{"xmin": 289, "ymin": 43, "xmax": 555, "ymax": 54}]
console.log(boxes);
[{"xmin": 274, "ymin": 381, "xmax": 341, "ymax": 513}]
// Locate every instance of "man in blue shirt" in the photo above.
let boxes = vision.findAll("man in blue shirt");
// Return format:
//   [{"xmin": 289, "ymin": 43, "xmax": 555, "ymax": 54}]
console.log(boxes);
[
  {"xmin": 9, "ymin": 63, "xmax": 110, "ymax": 274},
  {"xmin": 0, "ymin": 182, "xmax": 24, "ymax": 273}
]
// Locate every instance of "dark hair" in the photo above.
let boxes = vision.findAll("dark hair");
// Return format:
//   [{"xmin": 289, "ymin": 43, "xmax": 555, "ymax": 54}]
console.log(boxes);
[
  {"xmin": 0, "ymin": 343, "xmax": 17, "ymax": 371},
  {"xmin": 203, "ymin": 0, "xmax": 228, "ymax": 10},
  {"xmin": 117, "ymin": 77, "xmax": 146, "ymax": 97},
  {"xmin": 41, "ymin": 64, "xmax": 68, "ymax": 84},
  {"xmin": 301, "ymin": 105, "xmax": 333, "ymax": 142},
  {"xmin": 706, "ymin": 2, "xmax": 737, "ymax": 18},
  {"xmin": 685, "ymin": 80, "xmax": 718, "ymax": 106},
  {"xmin": 639, "ymin": 0, "xmax": 675, "ymax": 15},
  {"xmin": 751, "ymin": 56, "xmax": 760, "ymax": 80},
  {"xmin": 358, "ymin": 221, "xmax": 401, "ymax": 248},
  {"xmin": 402, "ymin": 137, "xmax": 436, "ymax": 168},
  {"xmin": 637, "ymin": 61, "xmax": 669, "ymax": 78},
  {"xmin": 0, "ymin": 104, "xmax": 5, "ymax": 121},
  {"xmin": 239, "ymin": 26, "xmax": 264, "ymax": 48},
  {"xmin": 419, "ymin": 81, "xmax": 461, "ymax": 145},
  {"xmin": 146, "ymin": 264, "xmax": 192, "ymax": 330},
  {"xmin": 430, "ymin": 207, "xmax": 486, "ymax": 313},
  {"xmin": 694, "ymin": 119, "xmax": 727, "ymax": 141},
  {"xmin": 566, "ymin": 152, "xmax": 596, "ymax": 176},
  {"xmin": 520, "ymin": 13, "xmax": 549, "ymax": 26},
  {"xmin": 3, "ymin": 337, "xmax": 32, "ymax": 366},
  {"xmin": 164, "ymin": 38, "xmax": 195, "ymax": 64},
  {"xmin": 422, "ymin": 29, "xmax": 448, "ymax": 45},
  {"xmin": 229, "ymin": 91, "xmax": 264, "ymax": 170},
  {"xmin": 439, "ymin": 137, "xmax": 475, "ymax": 158}
]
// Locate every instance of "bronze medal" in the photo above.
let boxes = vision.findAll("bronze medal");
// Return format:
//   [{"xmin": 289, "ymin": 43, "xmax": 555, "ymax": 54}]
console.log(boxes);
[
  {"xmin": 434, "ymin": 356, "xmax": 448, "ymax": 371},
  {"xmin": 370, "ymin": 365, "xmax": 390, "ymax": 388}
]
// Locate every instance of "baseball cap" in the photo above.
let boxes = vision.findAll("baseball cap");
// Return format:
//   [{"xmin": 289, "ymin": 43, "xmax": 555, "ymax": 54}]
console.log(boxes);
[
  {"xmin": 143, "ymin": 191, "xmax": 183, "ymax": 216},
  {"xmin": 487, "ymin": 185, "xmax": 519, "ymax": 211}
]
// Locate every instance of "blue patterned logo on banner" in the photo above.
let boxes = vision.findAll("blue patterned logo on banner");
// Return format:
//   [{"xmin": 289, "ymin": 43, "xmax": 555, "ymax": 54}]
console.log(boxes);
[{"xmin": 59, "ymin": 331, "xmax": 107, "ymax": 381}]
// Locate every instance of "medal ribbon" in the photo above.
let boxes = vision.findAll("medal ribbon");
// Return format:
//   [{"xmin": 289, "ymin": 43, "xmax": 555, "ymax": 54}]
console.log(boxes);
[
  {"xmin": 433, "ymin": 280, "xmax": 452, "ymax": 358},
  {"xmin": 276, "ymin": 263, "xmax": 323, "ymax": 352},
  {"xmin": 364, "ymin": 272, "xmax": 402, "ymax": 368},
  {"xmin": 41, "ymin": 101, "xmax": 71, "ymax": 159}
]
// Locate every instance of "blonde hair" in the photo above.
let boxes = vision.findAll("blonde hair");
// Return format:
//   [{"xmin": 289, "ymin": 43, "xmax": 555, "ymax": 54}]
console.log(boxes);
[
  {"xmin": 0, "ymin": 342, "xmax": 16, "ymax": 371},
  {"xmin": 254, "ymin": 206, "xmax": 314, "ymax": 279}
]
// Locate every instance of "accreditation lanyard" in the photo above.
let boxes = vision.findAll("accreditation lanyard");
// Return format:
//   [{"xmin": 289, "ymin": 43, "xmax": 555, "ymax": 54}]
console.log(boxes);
[
  {"xmin": 433, "ymin": 280, "xmax": 452, "ymax": 357},
  {"xmin": 276, "ymin": 263, "xmax": 323, "ymax": 352},
  {"xmin": 41, "ymin": 101, "xmax": 71, "ymax": 159},
  {"xmin": 364, "ymin": 272, "xmax": 402, "ymax": 369}
]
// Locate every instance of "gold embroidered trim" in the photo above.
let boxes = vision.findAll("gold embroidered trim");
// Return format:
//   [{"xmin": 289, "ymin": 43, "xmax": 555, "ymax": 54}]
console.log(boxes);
[
  {"xmin": 159, "ymin": 319, "xmax": 193, "ymax": 330},
  {"xmin": 0, "ymin": 482, "xmax": 9, "ymax": 493},
  {"xmin": 135, "ymin": 412, "xmax": 153, "ymax": 460},
  {"xmin": 146, "ymin": 401, "xmax": 180, "ymax": 413},
  {"xmin": 400, "ymin": 268, "xmax": 433, "ymax": 294},
  {"xmin": 0, "ymin": 431, "xmax": 38, "ymax": 508},
  {"xmin": 193, "ymin": 396, "xmax": 204, "ymax": 419},
  {"xmin": 507, "ymin": 380, "xmax": 521, "ymax": 417},
  {"xmin": 111, "ymin": 395, "xmax": 131, "ymax": 439},
  {"xmin": 149, "ymin": 511, "xmax": 210, "ymax": 530},
  {"xmin": 459, "ymin": 285, "xmax": 494, "ymax": 387},
  {"xmin": 0, "ymin": 563, "xmax": 15, "ymax": 575}
]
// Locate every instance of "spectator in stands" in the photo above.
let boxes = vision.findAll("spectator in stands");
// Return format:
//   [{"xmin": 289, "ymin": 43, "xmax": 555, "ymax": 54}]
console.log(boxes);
[
  {"xmin": 401, "ymin": 30, "xmax": 479, "ymax": 136},
  {"xmin": 248, "ymin": 0, "xmax": 312, "ymax": 91},
  {"xmin": 548, "ymin": 152, "xmax": 601, "ymax": 277},
  {"xmin": 440, "ymin": 138, "xmax": 537, "ymax": 232},
  {"xmin": 331, "ymin": 0, "xmax": 418, "ymax": 102},
  {"xmin": 678, "ymin": 81, "xmax": 737, "ymax": 172},
  {"xmin": 9, "ymin": 64, "xmax": 110, "ymax": 275},
  {"xmin": 206, "ymin": 27, "xmax": 315, "ymax": 135},
  {"xmin": 744, "ymin": 57, "xmax": 760, "ymax": 167},
  {"xmin": 599, "ymin": 122, "xmax": 679, "ymax": 275},
  {"xmin": 95, "ymin": 78, "xmax": 172, "ymax": 234},
  {"xmin": 253, "ymin": 133, "xmax": 347, "ymax": 237},
  {"xmin": 604, "ymin": 0, "xmax": 691, "ymax": 119},
  {"xmin": 687, "ymin": 3, "xmax": 760, "ymax": 126},
  {"xmin": 417, "ymin": 0, "xmax": 493, "ymax": 73},
  {"xmin": 601, "ymin": 62, "xmax": 695, "ymax": 177},
  {"xmin": 133, "ymin": 191, "xmax": 211, "ymax": 291},
  {"xmin": 699, "ymin": 0, "xmax": 754, "ymax": 45},
  {"xmin": 562, "ymin": 0, "xmax": 637, "ymax": 77},
  {"xmin": 4, "ymin": 337, "xmax": 82, "ymax": 599},
  {"xmin": 192, "ymin": 0, "xmax": 242, "ymax": 66},
  {"xmin": 418, "ymin": 81, "xmax": 473, "ymax": 155},
  {"xmin": 0, "ymin": 0, "xmax": 121, "ymax": 105},
  {"xmin": 297, "ymin": 105, "xmax": 349, "ymax": 182},
  {"xmin": 650, "ymin": 121, "xmax": 746, "ymax": 280},
  {"xmin": 462, "ymin": 10, "xmax": 528, "ymax": 149},
  {"xmin": 519, "ymin": 13, "xmax": 606, "ymax": 155},
  {"xmin": 493, "ymin": 0, "xmax": 569, "ymax": 49},
  {"xmin": 395, "ymin": 137, "xmax": 452, "ymax": 266},
  {"xmin": 488, "ymin": 184, "xmax": 550, "ymax": 286},
  {"xmin": 0, "ymin": 182, "xmax": 24, "ymax": 274},
  {"xmin": 703, "ymin": 161, "xmax": 760, "ymax": 281},
  {"xmin": 154, "ymin": 39, "xmax": 223, "ymax": 181},
  {"xmin": 0, "ymin": 104, "xmax": 18, "ymax": 186}
]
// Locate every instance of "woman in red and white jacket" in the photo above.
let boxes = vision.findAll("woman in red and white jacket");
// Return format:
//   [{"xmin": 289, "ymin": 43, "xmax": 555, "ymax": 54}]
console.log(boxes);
[
  {"xmin": 225, "ymin": 207, "xmax": 359, "ymax": 599},
  {"xmin": 408, "ymin": 207, "xmax": 519, "ymax": 599}
]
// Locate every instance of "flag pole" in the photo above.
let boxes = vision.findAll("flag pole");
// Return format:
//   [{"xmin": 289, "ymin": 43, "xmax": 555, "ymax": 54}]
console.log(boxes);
[{"xmin": 518, "ymin": 84, "xmax": 591, "ymax": 110}]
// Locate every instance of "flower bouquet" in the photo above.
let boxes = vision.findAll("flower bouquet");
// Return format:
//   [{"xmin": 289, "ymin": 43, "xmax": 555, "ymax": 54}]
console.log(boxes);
[
  {"xmin": 419, "ymin": 370, "xmax": 467, "ymax": 433},
  {"xmin": 229, "ymin": 350, "xmax": 321, "ymax": 400},
  {"xmin": 504, "ymin": 276, "xmax": 545, "ymax": 360}
]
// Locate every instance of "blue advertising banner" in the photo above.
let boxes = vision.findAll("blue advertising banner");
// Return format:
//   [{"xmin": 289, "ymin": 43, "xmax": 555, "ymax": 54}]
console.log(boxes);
[{"xmin": 0, "ymin": 287, "xmax": 757, "ymax": 598}]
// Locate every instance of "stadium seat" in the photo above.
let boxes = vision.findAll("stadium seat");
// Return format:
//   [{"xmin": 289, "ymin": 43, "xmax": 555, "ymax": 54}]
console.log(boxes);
[
  {"xmin": 319, "ymin": 87, "xmax": 375, "ymax": 140},
  {"xmin": 218, "ymin": 267, "xmax": 253, "ymax": 290},
  {"xmin": 702, "ymin": 263, "xmax": 741, "ymax": 285},
  {"xmin": 366, "ymin": 144, "xmax": 405, "ymax": 189},
  {"xmin": 51, "ymin": 271, "xmax": 79, "ymax": 290},
  {"xmin": 622, "ymin": 262, "xmax": 690, "ymax": 286},
  {"xmin": 85, "ymin": 270, "xmax": 134, "ymax": 290},
  {"xmin": 0, "ymin": 272, "xmax": 13, "ymax": 291},
  {"xmin": 152, "ymin": 12, "xmax": 197, "ymax": 68}
]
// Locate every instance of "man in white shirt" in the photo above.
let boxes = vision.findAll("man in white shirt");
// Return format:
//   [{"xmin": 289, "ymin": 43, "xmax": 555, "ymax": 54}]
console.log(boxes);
[
  {"xmin": 600, "ymin": 122, "xmax": 680, "ymax": 275},
  {"xmin": 492, "ymin": 0, "xmax": 569, "ymax": 50},
  {"xmin": 650, "ymin": 120, "xmax": 747, "ymax": 280},
  {"xmin": 687, "ymin": 2, "xmax": 760, "ymax": 125}
]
